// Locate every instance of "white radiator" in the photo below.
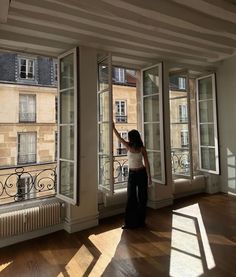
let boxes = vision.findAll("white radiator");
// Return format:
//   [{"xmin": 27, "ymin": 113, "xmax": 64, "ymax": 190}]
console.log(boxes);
[{"xmin": 0, "ymin": 202, "xmax": 62, "ymax": 238}]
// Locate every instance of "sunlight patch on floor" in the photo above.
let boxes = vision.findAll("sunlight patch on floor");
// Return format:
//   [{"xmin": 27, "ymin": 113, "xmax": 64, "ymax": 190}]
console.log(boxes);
[
  {"xmin": 0, "ymin": 261, "xmax": 12, "ymax": 273},
  {"xmin": 169, "ymin": 203, "xmax": 215, "ymax": 277}
]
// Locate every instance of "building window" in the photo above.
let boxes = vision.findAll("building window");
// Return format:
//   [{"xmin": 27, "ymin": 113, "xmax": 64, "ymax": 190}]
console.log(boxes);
[
  {"xmin": 181, "ymin": 130, "xmax": 189, "ymax": 148},
  {"xmin": 179, "ymin": 104, "xmax": 188, "ymax": 123},
  {"xmin": 19, "ymin": 94, "xmax": 36, "ymax": 122},
  {"xmin": 178, "ymin": 77, "xmax": 186, "ymax": 90},
  {"xmin": 115, "ymin": 100, "xmax": 127, "ymax": 123},
  {"xmin": 18, "ymin": 132, "xmax": 36, "ymax": 164},
  {"xmin": 19, "ymin": 58, "xmax": 35, "ymax": 80},
  {"xmin": 117, "ymin": 131, "xmax": 128, "ymax": 155},
  {"xmin": 114, "ymin": 68, "xmax": 125, "ymax": 83}
]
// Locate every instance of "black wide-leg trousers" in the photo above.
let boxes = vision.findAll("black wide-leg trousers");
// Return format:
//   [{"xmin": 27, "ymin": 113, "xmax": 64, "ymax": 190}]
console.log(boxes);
[{"xmin": 124, "ymin": 168, "xmax": 148, "ymax": 228}]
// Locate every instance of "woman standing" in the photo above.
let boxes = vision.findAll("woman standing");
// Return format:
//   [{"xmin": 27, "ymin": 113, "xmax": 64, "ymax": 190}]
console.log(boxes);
[{"xmin": 113, "ymin": 123, "xmax": 152, "ymax": 229}]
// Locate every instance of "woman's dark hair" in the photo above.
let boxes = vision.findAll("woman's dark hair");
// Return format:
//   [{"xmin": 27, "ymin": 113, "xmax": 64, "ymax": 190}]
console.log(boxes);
[{"xmin": 128, "ymin": 129, "xmax": 143, "ymax": 149}]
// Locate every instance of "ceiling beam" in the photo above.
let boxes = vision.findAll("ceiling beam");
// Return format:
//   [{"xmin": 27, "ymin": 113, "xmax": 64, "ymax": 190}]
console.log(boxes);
[{"xmin": 0, "ymin": 0, "xmax": 10, "ymax": 23}]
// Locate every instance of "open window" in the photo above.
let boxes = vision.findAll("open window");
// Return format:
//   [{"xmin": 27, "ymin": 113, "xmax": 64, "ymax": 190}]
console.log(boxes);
[
  {"xmin": 196, "ymin": 74, "xmax": 219, "ymax": 174},
  {"xmin": 57, "ymin": 48, "xmax": 79, "ymax": 205},
  {"xmin": 141, "ymin": 64, "xmax": 166, "ymax": 184}
]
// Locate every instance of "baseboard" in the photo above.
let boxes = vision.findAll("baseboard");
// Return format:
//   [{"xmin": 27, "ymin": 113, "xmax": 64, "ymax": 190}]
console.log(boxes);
[
  {"xmin": 63, "ymin": 214, "xmax": 99, "ymax": 233},
  {"xmin": 99, "ymin": 203, "xmax": 125, "ymax": 219},
  {"xmin": 147, "ymin": 198, "xmax": 173, "ymax": 209},
  {"xmin": 174, "ymin": 189, "xmax": 205, "ymax": 199},
  {"xmin": 0, "ymin": 223, "xmax": 63, "ymax": 248}
]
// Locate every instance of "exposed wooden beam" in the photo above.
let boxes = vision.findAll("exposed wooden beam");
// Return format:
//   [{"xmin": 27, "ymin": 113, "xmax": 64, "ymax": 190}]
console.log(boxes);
[{"xmin": 0, "ymin": 0, "xmax": 10, "ymax": 23}]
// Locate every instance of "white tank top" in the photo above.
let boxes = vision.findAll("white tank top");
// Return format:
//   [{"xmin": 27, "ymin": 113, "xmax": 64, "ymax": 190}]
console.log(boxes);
[{"xmin": 128, "ymin": 150, "xmax": 143, "ymax": 169}]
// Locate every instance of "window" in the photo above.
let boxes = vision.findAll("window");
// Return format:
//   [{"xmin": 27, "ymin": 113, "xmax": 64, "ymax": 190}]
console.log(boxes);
[
  {"xmin": 181, "ymin": 130, "xmax": 189, "ymax": 147},
  {"xmin": 196, "ymin": 74, "xmax": 219, "ymax": 174},
  {"xmin": 18, "ymin": 132, "xmax": 36, "ymax": 164},
  {"xmin": 179, "ymin": 104, "xmax": 188, "ymax": 123},
  {"xmin": 115, "ymin": 100, "xmax": 127, "ymax": 123},
  {"xmin": 19, "ymin": 57, "xmax": 35, "ymax": 80},
  {"xmin": 178, "ymin": 77, "xmax": 186, "ymax": 90},
  {"xmin": 142, "ymin": 63, "xmax": 165, "ymax": 184},
  {"xmin": 117, "ymin": 131, "xmax": 128, "ymax": 155},
  {"xmin": 169, "ymin": 76, "xmax": 186, "ymax": 91},
  {"xmin": 114, "ymin": 68, "xmax": 125, "ymax": 83},
  {"xmin": 19, "ymin": 94, "xmax": 36, "ymax": 122}
]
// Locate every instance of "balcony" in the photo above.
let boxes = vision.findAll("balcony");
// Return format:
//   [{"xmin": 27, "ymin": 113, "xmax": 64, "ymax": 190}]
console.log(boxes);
[
  {"xmin": 19, "ymin": 112, "xmax": 36, "ymax": 122},
  {"xmin": 0, "ymin": 163, "xmax": 56, "ymax": 205},
  {"xmin": 115, "ymin": 115, "xmax": 127, "ymax": 123},
  {"xmin": 171, "ymin": 149, "xmax": 190, "ymax": 176}
]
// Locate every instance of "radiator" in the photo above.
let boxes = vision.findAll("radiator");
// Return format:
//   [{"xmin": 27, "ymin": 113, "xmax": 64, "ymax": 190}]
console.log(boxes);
[{"xmin": 0, "ymin": 202, "xmax": 62, "ymax": 238}]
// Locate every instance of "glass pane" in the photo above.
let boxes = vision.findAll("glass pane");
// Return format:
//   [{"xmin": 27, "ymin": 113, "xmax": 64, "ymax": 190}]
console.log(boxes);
[
  {"xmin": 99, "ymin": 123, "xmax": 110, "ymax": 154},
  {"xmin": 143, "ymin": 95, "xmax": 159, "ymax": 122},
  {"xmin": 60, "ymin": 53, "xmax": 74, "ymax": 90},
  {"xmin": 60, "ymin": 126, "xmax": 74, "ymax": 160},
  {"xmin": 200, "ymin": 124, "xmax": 215, "ymax": 146},
  {"xmin": 59, "ymin": 161, "xmax": 74, "ymax": 199},
  {"xmin": 99, "ymin": 155, "xmax": 110, "ymax": 187},
  {"xmin": 147, "ymin": 151, "xmax": 162, "ymax": 180},
  {"xmin": 98, "ymin": 60, "xmax": 109, "ymax": 91},
  {"xmin": 60, "ymin": 89, "xmax": 74, "ymax": 124},
  {"xmin": 143, "ymin": 67, "xmax": 159, "ymax": 96},
  {"xmin": 199, "ymin": 100, "xmax": 213, "ymax": 123},
  {"xmin": 144, "ymin": 123, "xmax": 160, "ymax": 151},
  {"xmin": 99, "ymin": 91, "xmax": 110, "ymax": 122},
  {"xmin": 198, "ymin": 77, "xmax": 213, "ymax": 100},
  {"xmin": 201, "ymin": 147, "xmax": 216, "ymax": 171}
]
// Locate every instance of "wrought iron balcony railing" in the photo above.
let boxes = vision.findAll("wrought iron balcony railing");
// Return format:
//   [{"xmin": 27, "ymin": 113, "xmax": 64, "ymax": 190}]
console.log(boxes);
[
  {"xmin": 171, "ymin": 150, "xmax": 190, "ymax": 176},
  {"xmin": 115, "ymin": 115, "xmax": 127, "ymax": 123},
  {"xmin": 19, "ymin": 112, "xmax": 36, "ymax": 122},
  {"xmin": 0, "ymin": 163, "xmax": 56, "ymax": 205}
]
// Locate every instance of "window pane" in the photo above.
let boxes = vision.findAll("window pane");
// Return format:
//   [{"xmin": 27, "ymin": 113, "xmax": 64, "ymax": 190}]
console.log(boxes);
[
  {"xmin": 199, "ymin": 100, "xmax": 213, "ymax": 123},
  {"xmin": 198, "ymin": 77, "xmax": 213, "ymax": 100},
  {"xmin": 99, "ymin": 155, "xmax": 110, "ymax": 187},
  {"xmin": 60, "ymin": 88, "xmax": 74, "ymax": 124},
  {"xmin": 99, "ymin": 91, "xmax": 109, "ymax": 122},
  {"xmin": 143, "ymin": 67, "xmax": 159, "ymax": 96},
  {"xmin": 60, "ymin": 126, "xmax": 74, "ymax": 160},
  {"xmin": 201, "ymin": 148, "xmax": 216, "ymax": 171},
  {"xmin": 143, "ymin": 95, "xmax": 159, "ymax": 122},
  {"xmin": 200, "ymin": 124, "xmax": 215, "ymax": 146},
  {"xmin": 99, "ymin": 123, "xmax": 110, "ymax": 154},
  {"xmin": 60, "ymin": 54, "xmax": 74, "ymax": 90},
  {"xmin": 59, "ymin": 161, "xmax": 74, "ymax": 199},
  {"xmin": 147, "ymin": 151, "xmax": 162, "ymax": 180},
  {"xmin": 144, "ymin": 123, "xmax": 160, "ymax": 151},
  {"xmin": 98, "ymin": 62, "xmax": 109, "ymax": 91}
]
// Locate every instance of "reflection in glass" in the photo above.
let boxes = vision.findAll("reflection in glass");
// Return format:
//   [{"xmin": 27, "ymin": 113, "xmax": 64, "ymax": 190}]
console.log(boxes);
[
  {"xmin": 99, "ymin": 91, "xmax": 110, "ymax": 122},
  {"xmin": 60, "ymin": 89, "xmax": 74, "ymax": 124},
  {"xmin": 99, "ymin": 155, "xmax": 110, "ymax": 187},
  {"xmin": 144, "ymin": 95, "xmax": 159, "ymax": 122},
  {"xmin": 98, "ymin": 62, "xmax": 109, "ymax": 91},
  {"xmin": 143, "ymin": 67, "xmax": 159, "ymax": 96},
  {"xmin": 60, "ymin": 54, "xmax": 74, "ymax": 90},
  {"xmin": 99, "ymin": 123, "xmax": 110, "ymax": 155},
  {"xmin": 147, "ymin": 151, "xmax": 162, "ymax": 180},
  {"xmin": 198, "ymin": 77, "xmax": 213, "ymax": 100},
  {"xmin": 201, "ymin": 147, "xmax": 216, "ymax": 171},
  {"xmin": 144, "ymin": 123, "xmax": 160, "ymax": 151},
  {"xmin": 199, "ymin": 100, "xmax": 213, "ymax": 123},
  {"xmin": 60, "ymin": 126, "xmax": 74, "ymax": 160},
  {"xmin": 59, "ymin": 161, "xmax": 74, "ymax": 199},
  {"xmin": 200, "ymin": 124, "xmax": 215, "ymax": 146}
]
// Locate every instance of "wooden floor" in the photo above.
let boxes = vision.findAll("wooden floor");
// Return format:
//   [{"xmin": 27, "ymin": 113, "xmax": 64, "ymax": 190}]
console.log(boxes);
[{"xmin": 0, "ymin": 193, "xmax": 236, "ymax": 277}]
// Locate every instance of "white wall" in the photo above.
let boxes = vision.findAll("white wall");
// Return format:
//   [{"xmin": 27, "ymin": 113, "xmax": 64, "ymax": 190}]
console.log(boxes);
[{"xmin": 217, "ymin": 55, "xmax": 236, "ymax": 195}]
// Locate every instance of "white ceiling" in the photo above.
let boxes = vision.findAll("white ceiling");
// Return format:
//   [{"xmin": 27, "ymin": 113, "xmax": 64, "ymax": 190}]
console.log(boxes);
[{"xmin": 0, "ymin": 0, "xmax": 236, "ymax": 69}]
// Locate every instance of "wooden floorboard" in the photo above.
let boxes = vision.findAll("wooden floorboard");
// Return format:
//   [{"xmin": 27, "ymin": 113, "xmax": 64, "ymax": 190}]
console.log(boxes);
[{"xmin": 0, "ymin": 193, "xmax": 236, "ymax": 276}]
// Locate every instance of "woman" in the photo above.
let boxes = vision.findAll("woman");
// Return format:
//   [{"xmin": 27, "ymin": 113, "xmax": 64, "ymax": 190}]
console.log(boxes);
[{"xmin": 113, "ymin": 123, "xmax": 152, "ymax": 229}]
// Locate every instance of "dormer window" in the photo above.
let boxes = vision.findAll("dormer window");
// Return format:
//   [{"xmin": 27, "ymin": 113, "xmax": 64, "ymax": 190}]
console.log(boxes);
[{"xmin": 19, "ymin": 57, "xmax": 35, "ymax": 80}]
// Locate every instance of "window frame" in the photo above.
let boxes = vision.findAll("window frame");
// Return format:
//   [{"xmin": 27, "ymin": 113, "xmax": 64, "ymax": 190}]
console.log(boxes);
[
  {"xmin": 19, "ymin": 94, "xmax": 36, "ymax": 123},
  {"xmin": 17, "ymin": 132, "xmax": 37, "ymax": 165},
  {"xmin": 18, "ymin": 57, "xmax": 35, "ymax": 80},
  {"xmin": 196, "ymin": 73, "xmax": 220, "ymax": 174}
]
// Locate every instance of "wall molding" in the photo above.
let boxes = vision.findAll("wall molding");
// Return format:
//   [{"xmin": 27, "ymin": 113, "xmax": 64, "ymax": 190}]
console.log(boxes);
[{"xmin": 63, "ymin": 214, "xmax": 99, "ymax": 233}]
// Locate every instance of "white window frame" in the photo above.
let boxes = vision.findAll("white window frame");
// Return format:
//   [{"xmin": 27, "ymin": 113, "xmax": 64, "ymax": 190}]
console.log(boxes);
[
  {"xmin": 178, "ymin": 77, "xmax": 186, "ymax": 90},
  {"xmin": 57, "ymin": 47, "xmax": 79, "ymax": 205},
  {"xmin": 17, "ymin": 132, "xmax": 37, "ymax": 165},
  {"xmin": 114, "ymin": 67, "xmax": 125, "ymax": 83},
  {"xmin": 19, "ymin": 57, "xmax": 35, "ymax": 80},
  {"xmin": 141, "ymin": 63, "xmax": 165, "ymax": 184},
  {"xmin": 196, "ymin": 73, "xmax": 219, "ymax": 174}
]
